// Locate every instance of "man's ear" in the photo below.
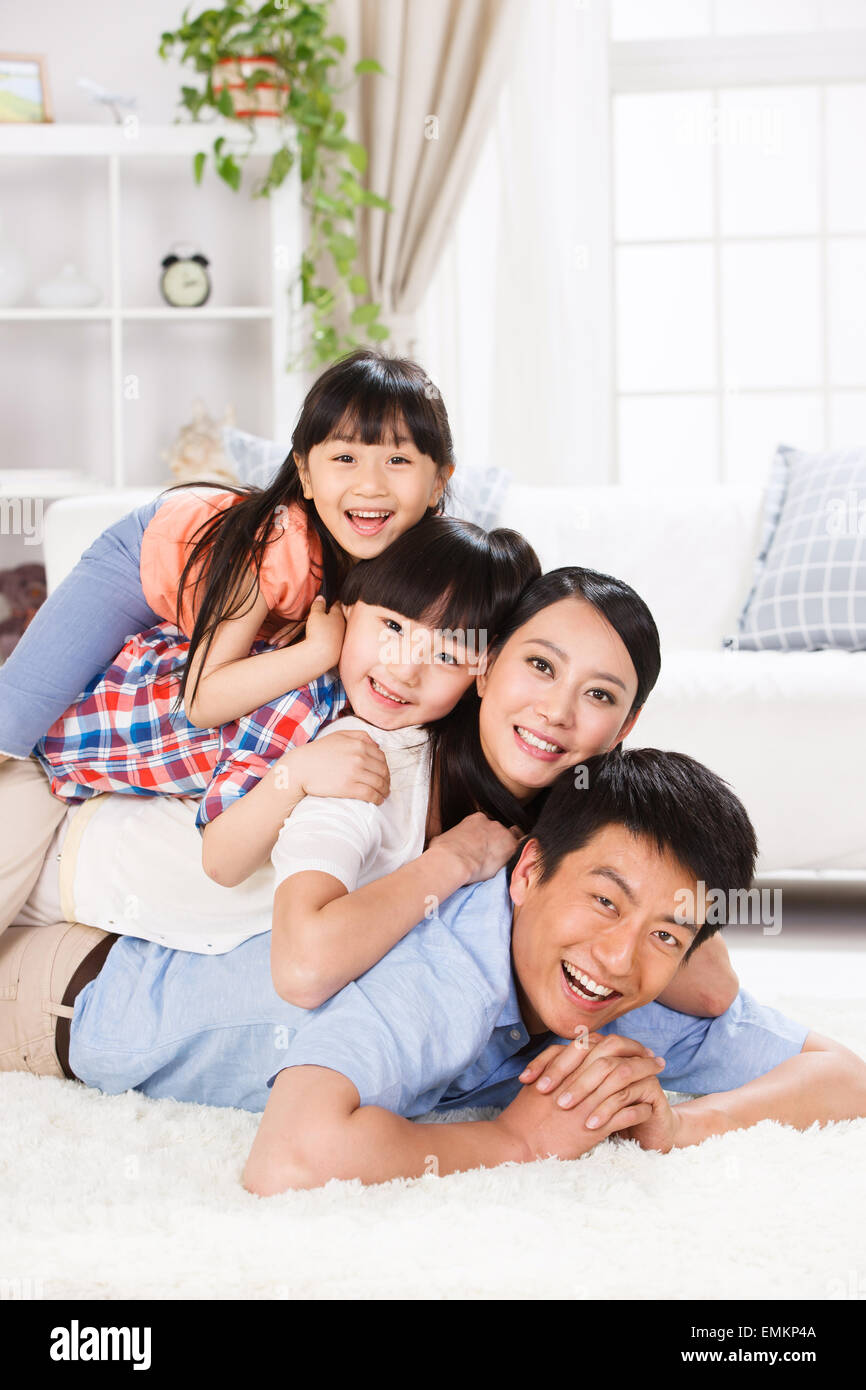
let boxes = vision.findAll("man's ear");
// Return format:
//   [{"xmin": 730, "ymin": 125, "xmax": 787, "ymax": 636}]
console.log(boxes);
[
  {"xmin": 609, "ymin": 704, "xmax": 642, "ymax": 751},
  {"xmin": 295, "ymin": 451, "xmax": 314, "ymax": 500},
  {"xmin": 509, "ymin": 837, "xmax": 542, "ymax": 909},
  {"xmin": 340, "ymin": 602, "xmax": 353, "ymax": 622}
]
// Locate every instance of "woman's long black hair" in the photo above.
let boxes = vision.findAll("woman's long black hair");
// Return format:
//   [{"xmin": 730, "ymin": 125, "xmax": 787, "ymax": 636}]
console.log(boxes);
[
  {"xmin": 174, "ymin": 348, "xmax": 456, "ymax": 709},
  {"xmin": 427, "ymin": 566, "xmax": 663, "ymax": 836}
]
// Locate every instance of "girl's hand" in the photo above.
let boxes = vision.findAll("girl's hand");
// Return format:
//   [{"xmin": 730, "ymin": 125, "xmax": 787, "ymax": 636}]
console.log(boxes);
[
  {"xmin": 268, "ymin": 618, "xmax": 305, "ymax": 650},
  {"xmin": 302, "ymin": 595, "xmax": 346, "ymax": 670},
  {"xmin": 285, "ymin": 731, "xmax": 390, "ymax": 805},
  {"xmin": 429, "ymin": 812, "xmax": 522, "ymax": 884}
]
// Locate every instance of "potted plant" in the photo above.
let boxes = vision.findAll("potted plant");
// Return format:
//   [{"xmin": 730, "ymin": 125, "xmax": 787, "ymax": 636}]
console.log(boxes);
[{"xmin": 158, "ymin": 1, "xmax": 392, "ymax": 366}]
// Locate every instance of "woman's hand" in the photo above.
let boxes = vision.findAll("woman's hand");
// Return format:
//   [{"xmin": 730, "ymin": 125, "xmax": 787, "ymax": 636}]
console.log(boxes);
[
  {"xmin": 284, "ymin": 730, "xmax": 390, "ymax": 805},
  {"xmin": 429, "ymin": 812, "xmax": 523, "ymax": 884}
]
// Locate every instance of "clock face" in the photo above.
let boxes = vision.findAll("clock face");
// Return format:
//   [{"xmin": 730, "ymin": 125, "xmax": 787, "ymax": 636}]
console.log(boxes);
[{"xmin": 161, "ymin": 259, "xmax": 210, "ymax": 308}]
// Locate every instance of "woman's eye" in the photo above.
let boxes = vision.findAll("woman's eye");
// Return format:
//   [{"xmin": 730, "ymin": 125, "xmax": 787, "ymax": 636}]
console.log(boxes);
[
  {"xmin": 383, "ymin": 618, "xmax": 403, "ymax": 634},
  {"xmin": 595, "ymin": 896, "xmax": 615, "ymax": 910},
  {"xmin": 387, "ymin": 455, "xmax": 411, "ymax": 465},
  {"xmin": 435, "ymin": 651, "xmax": 459, "ymax": 666},
  {"xmin": 334, "ymin": 454, "xmax": 355, "ymax": 463},
  {"xmin": 588, "ymin": 688, "xmax": 615, "ymax": 704},
  {"xmin": 528, "ymin": 656, "xmax": 553, "ymax": 675}
]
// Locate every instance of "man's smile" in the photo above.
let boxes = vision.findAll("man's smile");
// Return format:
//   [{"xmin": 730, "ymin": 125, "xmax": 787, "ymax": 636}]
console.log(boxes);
[{"xmin": 560, "ymin": 958, "xmax": 623, "ymax": 1012}]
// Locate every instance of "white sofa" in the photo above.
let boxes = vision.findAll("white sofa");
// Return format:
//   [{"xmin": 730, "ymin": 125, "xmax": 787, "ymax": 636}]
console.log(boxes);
[
  {"xmin": 43, "ymin": 485, "xmax": 866, "ymax": 880},
  {"xmin": 498, "ymin": 484, "xmax": 866, "ymax": 881}
]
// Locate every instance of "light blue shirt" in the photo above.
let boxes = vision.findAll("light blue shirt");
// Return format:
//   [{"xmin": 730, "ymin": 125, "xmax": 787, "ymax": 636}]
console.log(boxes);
[{"xmin": 70, "ymin": 870, "xmax": 811, "ymax": 1115}]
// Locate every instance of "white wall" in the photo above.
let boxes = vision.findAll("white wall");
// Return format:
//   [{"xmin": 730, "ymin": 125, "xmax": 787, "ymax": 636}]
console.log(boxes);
[
  {"xmin": 2, "ymin": 0, "xmax": 192, "ymax": 124},
  {"xmin": 1, "ymin": 0, "xmax": 280, "ymax": 510}
]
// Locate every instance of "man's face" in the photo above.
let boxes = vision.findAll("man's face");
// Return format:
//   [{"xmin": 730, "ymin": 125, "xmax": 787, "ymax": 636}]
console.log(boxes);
[{"xmin": 510, "ymin": 824, "xmax": 702, "ymax": 1037}]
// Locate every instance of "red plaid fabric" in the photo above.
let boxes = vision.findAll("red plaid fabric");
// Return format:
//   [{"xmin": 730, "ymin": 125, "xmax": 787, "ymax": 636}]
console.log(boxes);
[{"xmin": 34, "ymin": 623, "xmax": 345, "ymax": 828}]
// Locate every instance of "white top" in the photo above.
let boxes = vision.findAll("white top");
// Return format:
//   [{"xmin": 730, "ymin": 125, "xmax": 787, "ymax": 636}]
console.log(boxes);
[
  {"xmin": 17, "ymin": 792, "xmax": 275, "ymax": 953},
  {"xmin": 271, "ymin": 717, "xmax": 432, "ymax": 893},
  {"xmin": 17, "ymin": 717, "xmax": 433, "ymax": 952}
]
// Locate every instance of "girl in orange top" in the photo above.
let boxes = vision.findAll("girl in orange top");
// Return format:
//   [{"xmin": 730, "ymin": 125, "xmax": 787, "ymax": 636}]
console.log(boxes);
[{"xmin": 0, "ymin": 349, "xmax": 456, "ymax": 758}]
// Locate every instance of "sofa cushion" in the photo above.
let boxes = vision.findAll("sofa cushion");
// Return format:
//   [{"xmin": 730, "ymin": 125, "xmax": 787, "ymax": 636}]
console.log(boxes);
[{"xmin": 726, "ymin": 445, "xmax": 866, "ymax": 652}]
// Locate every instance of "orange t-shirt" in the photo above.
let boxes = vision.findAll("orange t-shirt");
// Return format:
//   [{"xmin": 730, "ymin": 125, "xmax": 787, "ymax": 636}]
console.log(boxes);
[{"xmin": 139, "ymin": 489, "xmax": 322, "ymax": 641}]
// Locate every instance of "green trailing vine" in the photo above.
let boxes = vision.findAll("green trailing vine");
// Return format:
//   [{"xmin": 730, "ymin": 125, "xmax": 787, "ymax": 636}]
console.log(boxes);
[{"xmin": 158, "ymin": 0, "xmax": 392, "ymax": 366}]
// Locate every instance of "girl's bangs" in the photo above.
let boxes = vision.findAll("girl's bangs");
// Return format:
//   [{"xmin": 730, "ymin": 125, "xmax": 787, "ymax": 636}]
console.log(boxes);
[{"xmin": 311, "ymin": 380, "xmax": 448, "ymax": 465}]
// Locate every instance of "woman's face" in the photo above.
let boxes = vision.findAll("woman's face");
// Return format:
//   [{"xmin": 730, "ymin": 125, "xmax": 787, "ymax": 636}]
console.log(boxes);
[{"xmin": 476, "ymin": 597, "xmax": 642, "ymax": 801}]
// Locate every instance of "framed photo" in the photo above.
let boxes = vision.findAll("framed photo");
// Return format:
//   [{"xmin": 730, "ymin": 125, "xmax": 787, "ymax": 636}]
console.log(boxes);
[{"xmin": 0, "ymin": 54, "xmax": 52, "ymax": 123}]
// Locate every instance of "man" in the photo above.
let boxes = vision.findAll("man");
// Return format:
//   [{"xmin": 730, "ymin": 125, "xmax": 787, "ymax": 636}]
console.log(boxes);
[{"xmin": 53, "ymin": 749, "xmax": 864, "ymax": 1194}]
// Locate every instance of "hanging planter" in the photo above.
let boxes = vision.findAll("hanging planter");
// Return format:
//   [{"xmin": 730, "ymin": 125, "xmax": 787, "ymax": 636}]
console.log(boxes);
[
  {"xmin": 212, "ymin": 57, "xmax": 289, "ymax": 118},
  {"xmin": 159, "ymin": 1, "xmax": 392, "ymax": 367}
]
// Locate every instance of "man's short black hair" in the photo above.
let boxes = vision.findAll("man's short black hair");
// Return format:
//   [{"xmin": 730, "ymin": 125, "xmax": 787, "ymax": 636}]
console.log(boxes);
[{"xmin": 518, "ymin": 749, "xmax": 758, "ymax": 957}]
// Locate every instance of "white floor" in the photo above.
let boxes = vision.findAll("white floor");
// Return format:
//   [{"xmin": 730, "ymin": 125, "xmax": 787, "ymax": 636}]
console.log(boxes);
[
  {"xmin": 2, "ymin": 889, "xmax": 864, "ymax": 1301},
  {"xmin": 727, "ymin": 887, "xmax": 866, "ymax": 1002}
]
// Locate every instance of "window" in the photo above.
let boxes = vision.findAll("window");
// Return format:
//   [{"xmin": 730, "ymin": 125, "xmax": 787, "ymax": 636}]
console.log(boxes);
[{"xmin": 610, "ymin": 1, "xmax": 866, "ymax": 485}]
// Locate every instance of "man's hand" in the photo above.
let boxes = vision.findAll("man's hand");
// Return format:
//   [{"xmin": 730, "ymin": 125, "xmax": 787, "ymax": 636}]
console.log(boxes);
[{"xmin": 496, "ymin": 1034, "xmax": 669, "ymax": 1162}]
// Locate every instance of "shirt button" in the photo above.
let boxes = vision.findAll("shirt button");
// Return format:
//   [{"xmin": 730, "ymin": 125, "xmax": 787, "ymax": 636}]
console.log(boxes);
[{"xmin": 510, "ymin": 1028, "xmax": 521, "ymax": 1041}]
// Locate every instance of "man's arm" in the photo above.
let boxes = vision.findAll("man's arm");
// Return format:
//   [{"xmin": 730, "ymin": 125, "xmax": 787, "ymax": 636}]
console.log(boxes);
[
  {"xmin": 243, "ymin": 1039, "xmax": 666, "ymax": 1195},
  {"xmin": 666, "ymin": 1030, "xmax": 866, "ymax": 1148}
]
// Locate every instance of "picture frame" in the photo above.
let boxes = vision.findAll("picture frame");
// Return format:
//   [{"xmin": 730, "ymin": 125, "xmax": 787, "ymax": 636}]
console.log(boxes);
[{"xmin": 0, "ymin": 53, "xmax": 52, "ymax": 123}]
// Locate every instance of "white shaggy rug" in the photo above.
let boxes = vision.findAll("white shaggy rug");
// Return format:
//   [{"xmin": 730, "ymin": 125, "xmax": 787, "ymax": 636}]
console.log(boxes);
[{"xmin": 2, "ymin": 993, "xmax": 865, "ymax": 1301}]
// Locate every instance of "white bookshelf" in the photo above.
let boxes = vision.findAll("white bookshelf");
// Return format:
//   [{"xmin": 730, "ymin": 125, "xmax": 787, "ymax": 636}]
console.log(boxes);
[{"xmin": 0, "ymin": 122, "xmax": 304, "ymax": 497}]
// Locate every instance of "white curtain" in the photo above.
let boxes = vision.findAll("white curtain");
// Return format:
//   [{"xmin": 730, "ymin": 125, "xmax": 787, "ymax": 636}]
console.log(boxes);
[
  {"xmin": 416, "ymin": 0, "xmax": 614, "ymax": 487},
  {"xmin": 333, "ymin": 0, "xmax": 524, "ymax": 354}
]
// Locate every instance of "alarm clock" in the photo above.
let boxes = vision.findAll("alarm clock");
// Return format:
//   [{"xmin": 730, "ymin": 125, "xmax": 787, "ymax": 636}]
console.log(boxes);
[{"xmin": 160, "ymin": 244, "xmax": 211, "ymax": 307}]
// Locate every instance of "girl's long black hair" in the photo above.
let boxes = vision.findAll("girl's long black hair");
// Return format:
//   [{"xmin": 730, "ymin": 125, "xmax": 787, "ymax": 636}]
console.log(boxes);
[
  {"xmin": 174, "ymin": 348, "xmax": 456, "ymax": 710},
  {"xmin": 427, "ymin": 566, "xmax": 663, "ymax": 836}
]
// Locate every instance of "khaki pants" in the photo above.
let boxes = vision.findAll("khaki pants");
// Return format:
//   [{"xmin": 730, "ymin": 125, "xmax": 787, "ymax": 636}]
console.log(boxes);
[
  {"xmin": 0, "ymin": 920, "xmax": 113, "ymax": 1078},
  {"xmin": 0, "ymin": 755, "xmax": 68, "ymax": 935},
  {"xmin": 0, "ymin": 757, "xmax": 113, "ymax": 1078}
]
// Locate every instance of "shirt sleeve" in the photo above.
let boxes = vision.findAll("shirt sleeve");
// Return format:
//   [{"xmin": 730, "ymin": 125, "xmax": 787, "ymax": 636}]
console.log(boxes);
[
  {"xmin": 140, "ymin": 492, "xmax": 321, "ymax": 637},
  {"xmin": 195, "ymin": 682, "xmax": 326, "ymax": 830},
  {"xmin": 139, "ymin": 489, "xmax": 238, "ymax": 635},
  {"xmin": 271, "ymin": 794, "xmax": 381, "ymax": 892},
  {"xmin": 257, "ymin": 504, "xmax": 322, "ymax": 620},
  {"xmin": 271, "ymin": 915, "xmax": 499, "ymax": 1116},
  {"xmin": 597, "ymin": 989, "xmax": 811, "ymax": 1095}
]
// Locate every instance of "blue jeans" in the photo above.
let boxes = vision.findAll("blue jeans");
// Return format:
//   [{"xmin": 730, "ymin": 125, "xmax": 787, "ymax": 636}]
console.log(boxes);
[{"xmin": 0, "ymin": 496, "xmax": 166, "ymax": 758}]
